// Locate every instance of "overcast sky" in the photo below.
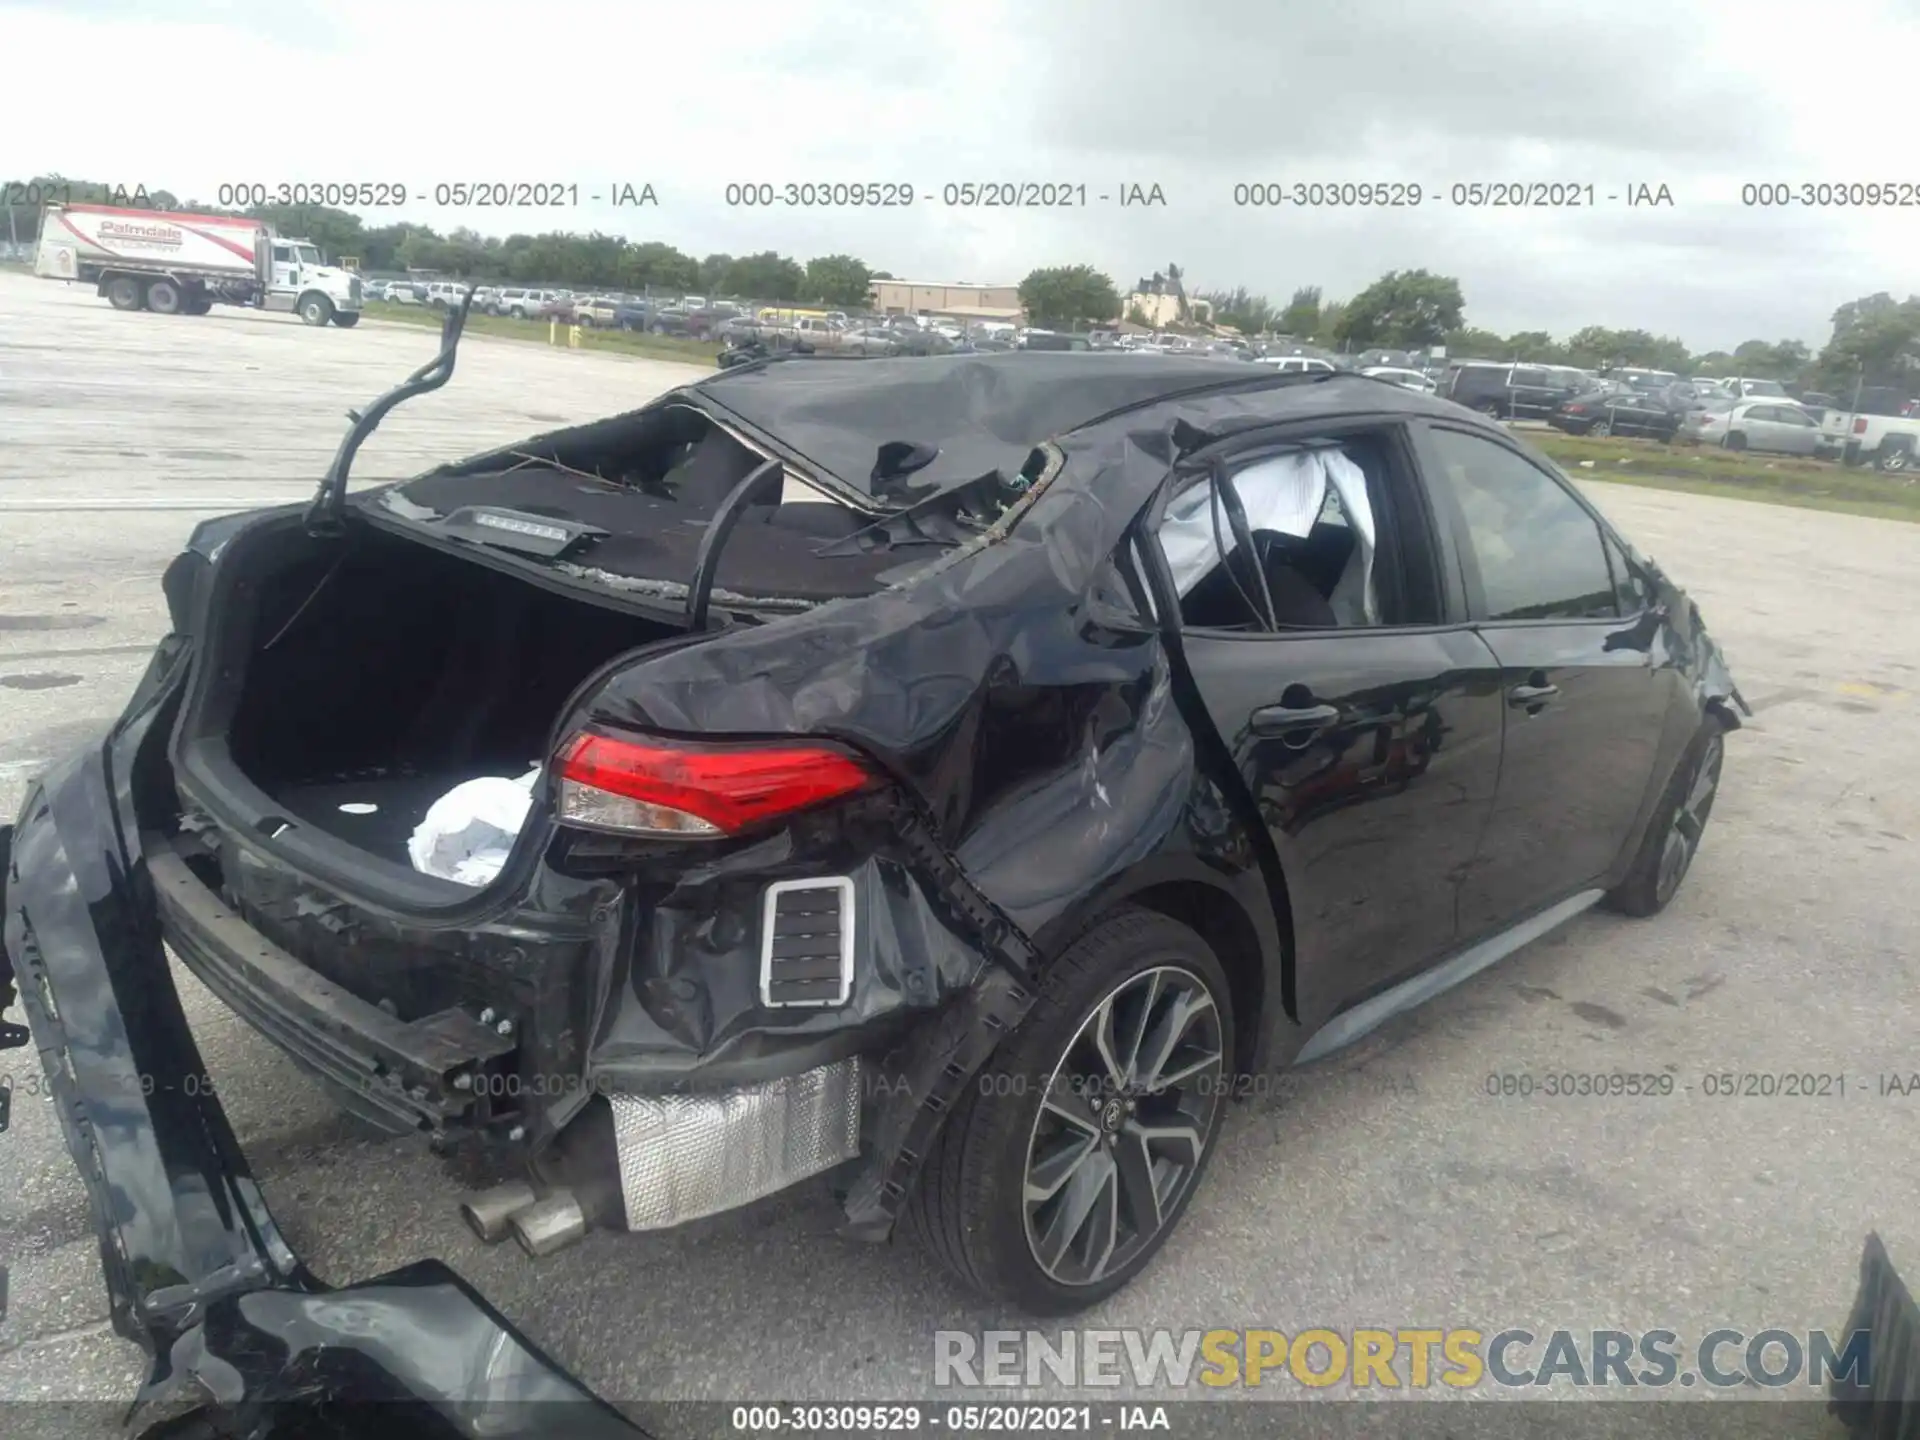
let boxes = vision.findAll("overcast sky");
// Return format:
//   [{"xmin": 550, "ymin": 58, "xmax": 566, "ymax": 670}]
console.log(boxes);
[{"xmin": 8, "ymin": 0, "xmax": 1920, "ymax": 350}]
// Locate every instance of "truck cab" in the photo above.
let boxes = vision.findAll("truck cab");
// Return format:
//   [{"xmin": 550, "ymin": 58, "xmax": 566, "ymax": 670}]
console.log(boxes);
[{"xmin": 260, "ymin": 237, "xmax": 363, "ymax": 326}]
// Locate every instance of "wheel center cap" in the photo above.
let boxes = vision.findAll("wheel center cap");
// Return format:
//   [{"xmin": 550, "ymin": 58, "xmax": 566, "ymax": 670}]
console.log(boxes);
[{"xmin": 1100, "ymin": 1098, "xmax": 1126, "ymax": 1133}]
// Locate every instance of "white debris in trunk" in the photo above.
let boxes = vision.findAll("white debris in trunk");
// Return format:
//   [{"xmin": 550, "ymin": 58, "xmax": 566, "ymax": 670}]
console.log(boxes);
[{"xmin": 408, "ymin": 767, "xmax": 542, "ymax": 887}]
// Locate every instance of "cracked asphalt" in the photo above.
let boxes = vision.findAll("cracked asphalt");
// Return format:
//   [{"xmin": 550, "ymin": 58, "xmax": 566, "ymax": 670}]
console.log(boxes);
[{"xmin": 0, "ymin": 273, "xmax": 1913, "ymax": 1432}]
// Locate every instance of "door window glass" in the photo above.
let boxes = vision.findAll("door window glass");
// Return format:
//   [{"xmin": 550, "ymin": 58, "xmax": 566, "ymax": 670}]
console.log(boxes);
[{"xmin": 1428, "ymin": 429, "xmax": 1618, "ymax": 621}]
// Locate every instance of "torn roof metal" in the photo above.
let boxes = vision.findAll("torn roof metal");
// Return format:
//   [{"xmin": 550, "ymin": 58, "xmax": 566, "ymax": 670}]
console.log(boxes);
[{"xmin": 677, "ymin": 353, "xmax": 1437, "ymax": 502}]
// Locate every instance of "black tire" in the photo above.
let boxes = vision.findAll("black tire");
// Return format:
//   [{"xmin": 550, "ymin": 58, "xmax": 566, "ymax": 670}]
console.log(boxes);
[
  {"xmin": 1722, "ymin": 431, "xmax": 1747, "ymax": 451},
  {"xmin": 184, "ymin": 294, "xmax": 214, "ymax": 315},
  {"xmin": 1876, "ymin": 445, "xmax": 1910, "ymax": 473},
  {"xmin": 907, "ymin": 907, "xmax": 1236, "ymax": 1314},
  {"xmin": 106, "ymin": 276, "xmax": 144, "ymax": 311},
  {"xmin": 146, "ymin": 279, "xmax": 183, "ymax": 315},
  {"xmin": 1479, "ymin": 400, "xmax": 1505, "ymax": 420},
  {"xmin": 299, "ymin": 294, "xmax": 333, "ymax": 326},
  {"xmin": 1603, "ymin": 718, "xmax": 1727, "ymax": 918},
  {"xmin": 331, "ymin": 312, "xmax": 360, "ymax": 328}
]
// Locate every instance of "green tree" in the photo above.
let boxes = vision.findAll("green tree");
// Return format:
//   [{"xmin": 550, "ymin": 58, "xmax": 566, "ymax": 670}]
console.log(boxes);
[
  {"xmin": 618, "ymin": 241, "xmax": 699, "ymax": 293},
  {"xmin": 1278, "ymin": 286, "xmax": 1321, "ymax": 337},
  {"xmin": 1335, "ymin": 269, "xmax": 1465, "ymax": 347},
  {"xmin": 805, "ymin": 254, "xmax": 875, "ymax": 307},
  {"xmin": 1443, "ymin": 326, "xmax": 1507, "ymax": 359},
  {"xmin": 698, "ymin": 253, "xmax": 734, "ymax": 293},
  {"xmin": 1815, "ymin": 293, "xmax": 1920, "ymax": 392},
  {"xmin": 1019, "ymin": 264, "xmax": 1121, "ymax": 327},
  {"xmin": 722, "ymin": 251, "xmax": 804, "ymax": 300},
  {"xmin": 1199, "ymin": 286, "xmax": 1276, "ymax": 334},
  {"xmin": 1504, "ymin": 330, "xmax": 1563, "ymax": 363},
  {"xmin": 1561, "ymin": 326, "xmax": 1691, "ymax": 372},
  {"xmin": 1313, "ymin": 299, "xmax": 1347, "ymax": 346}
]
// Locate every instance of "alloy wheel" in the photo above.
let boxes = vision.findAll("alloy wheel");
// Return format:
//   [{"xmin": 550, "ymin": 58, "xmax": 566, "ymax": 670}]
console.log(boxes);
[
  {"xmin": 1022, "ymin": 965, "xmax": 1225, "ymax": 1288},
  {"xmin": 1656, "ymin": 732, "xmax": 1723, "ymax": 904}
]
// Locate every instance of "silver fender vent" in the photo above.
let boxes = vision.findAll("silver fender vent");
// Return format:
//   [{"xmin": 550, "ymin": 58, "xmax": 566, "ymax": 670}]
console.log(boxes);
[{"xmin": 759, "ymin": 877, "xmax": 854, "ymax": 1008}]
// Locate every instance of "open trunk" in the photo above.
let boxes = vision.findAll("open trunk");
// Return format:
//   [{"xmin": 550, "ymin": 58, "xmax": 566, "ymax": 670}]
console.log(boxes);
[
  {"xmin": 177, "ymin": 519, "xmax": 686, "ymax": 878},
  {"xmin": 171, "ymin": 406, "xmax": 931, "ymax": 903}
]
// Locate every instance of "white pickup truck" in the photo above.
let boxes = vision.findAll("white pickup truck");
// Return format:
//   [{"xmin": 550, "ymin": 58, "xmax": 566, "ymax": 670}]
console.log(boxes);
[{"xmin": 1817, "ymin": 388, "xmax": 1920, "ymax": 472}]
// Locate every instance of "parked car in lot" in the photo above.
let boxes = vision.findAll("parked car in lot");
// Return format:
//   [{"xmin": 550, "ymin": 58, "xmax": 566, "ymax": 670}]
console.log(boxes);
[
  {"xmin": 839, "ymin": 326, "xmax": 901, "ymax": 355},
  {"xmin": 1606, "ymin": 367, "xmax": 1683, "ymax": 393},
  {"xmin": 887, "ymin": 327, "xmax": 956, "ymax": 356},
  {"xmin": 1717, "ymin": 376, "xmax": 1792, "ymax": 399},
  {"xmin": 423, "ymin": 281, "xmax": 471, "ymax": 309},
  {"xmin": 1685, "ymin": 398, "xmax": 1826, "ymax": 455},
  {"xmin": 1020, "ymin": 331, "xmax": 1094, "ymax": 351},
  {"xmin": 1819, "ymin": 397, "xmax": 1920, "ymax": 471},
  {"xmin": 1360, "ymin": 365, "xmax": 1437, "ymax": 393},
  {"xmin": 1549, "ymin": 385, "xmax": 1686, "ymax": 441},
  {"xmin": 711, "ymin": 314, "xmax": 763, "ymax": 343},
  {"xmin": 4, "ymin": 335, "xmax": 1748, "ymax": 1394},
  {"xmin": 571, "ymin": 295, "xmax": 622, "ymax": 328},
  {"xmin": 1794, "ymin": 391, "xmax": 1840, "ymax": 423},
  {"xmin": 1440, "ymin": 361, "xmax": 1583, "ymax": 420},
  {"xmin": 491, "ymin": 287, "xmax": 544, "ymax": 318},
  {"xmin": 1258, "ymin": 354, "xmax": 1339, "ymax": 373}
]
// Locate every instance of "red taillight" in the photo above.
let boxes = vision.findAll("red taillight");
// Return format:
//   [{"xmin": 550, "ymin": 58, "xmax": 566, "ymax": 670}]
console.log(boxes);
[
  {"xmin": 1565, "ymin": 404, "xmax": 1587, "ymax": 414},
  {"xmin": 1854, "ymin": 417, "xmax": 1868, "ymax": 434},
  {"xmin": 556, "ymin": 731, "xmax": 876, "ymax": 837}
]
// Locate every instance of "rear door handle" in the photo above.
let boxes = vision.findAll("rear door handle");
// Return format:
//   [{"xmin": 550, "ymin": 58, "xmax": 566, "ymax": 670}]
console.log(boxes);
[
  {"xmin": 1249, "ymin": 702, "xmax": 1342, "ymax": 737},
  {"xmin": 1507, "ymin": 683, "xmax": 1559, "ymax": 708}
]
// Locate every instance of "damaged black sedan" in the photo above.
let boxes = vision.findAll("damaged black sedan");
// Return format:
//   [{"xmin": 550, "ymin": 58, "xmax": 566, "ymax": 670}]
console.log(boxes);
[{"xmin": 3, "ymin": 318, "xmax": 1747, "ymax": 1417}]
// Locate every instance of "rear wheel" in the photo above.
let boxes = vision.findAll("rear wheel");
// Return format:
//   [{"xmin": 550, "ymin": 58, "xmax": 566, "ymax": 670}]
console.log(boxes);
[
  {"xmin": 1722, "ymin": 431, "xmax": 1747, "ymax": 451},
  {"xmin": 1876, "ymin": 445, "xmax": 1910, "ymax": 473},
  {"xmin": 1604, "ymin": 718, "xmax": 1726, "ymax": 917},
  {"xmin": 907, "ymin": 907, "xmax": 1234, "ymax": 1313},
  {"xmin": 1479, "ymin": 400, "xmax": 1505, "ymax": 420},
  {"xmin": 1589, "ymin": 419, "xmax": 1612, "ymax": 437},
  {"xmin": 105, "ymin": 276, "xmax": 144, "ymax": 311},
  {"xmin": 299, "ymin": 294, "xmax": 333, "ymax": 326},
  {"xmin": 184, "ymin": 292, "xmax": 214, "ymax": 315},
  {"xmin": 331, "ymin": 312, "xmax": 360, "ymax": 328},
  {"xmin": 146, "ymin": 279, "xmax": 183, "ymax": 315}
]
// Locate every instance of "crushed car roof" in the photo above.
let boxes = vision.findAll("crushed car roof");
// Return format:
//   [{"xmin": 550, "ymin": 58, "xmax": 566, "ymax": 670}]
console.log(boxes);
[{"xmin": 679, "ymin": 352, "xmax": 1405, "ymax": 498}]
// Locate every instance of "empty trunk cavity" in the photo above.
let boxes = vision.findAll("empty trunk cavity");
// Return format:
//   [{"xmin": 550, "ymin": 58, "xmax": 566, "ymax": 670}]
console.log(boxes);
[{"xmin": 215, "ymin": 521, "xmax": 680, "ymax": 865}]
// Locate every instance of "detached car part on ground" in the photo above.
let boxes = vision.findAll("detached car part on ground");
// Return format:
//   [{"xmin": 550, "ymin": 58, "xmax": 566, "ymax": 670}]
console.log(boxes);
[{"xmin": 26, "ymin": 302, "xmax": 1919, "ymax": 1432}]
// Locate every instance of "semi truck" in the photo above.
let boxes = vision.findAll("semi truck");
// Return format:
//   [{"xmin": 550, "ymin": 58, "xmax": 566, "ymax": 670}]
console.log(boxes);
[{"xmin": 33, "ymin": 203, "xmax": 363, "ymax": 327}]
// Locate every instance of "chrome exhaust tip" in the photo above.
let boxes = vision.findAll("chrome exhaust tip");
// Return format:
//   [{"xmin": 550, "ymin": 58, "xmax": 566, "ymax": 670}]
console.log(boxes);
[
  {"xmin": 459, "ymin": 1180, "xmax": 540, "ymax": 1244},
  {"xmin": 509, "ymin": 1187, "xmax": 588, "ymax": 1258}
]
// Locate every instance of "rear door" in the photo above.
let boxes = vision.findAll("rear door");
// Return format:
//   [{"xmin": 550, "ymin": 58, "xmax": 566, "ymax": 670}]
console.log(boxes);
[
  {"xmin": 1141, "ymin": 422, "xmax": 1507, "ymax": 1023},
  {"xmin": 1415, "ymin": 423, "xmax": 1672, "ymax": 936},
  {"xmin": 1507, "ymin": 367, "xmax": 1559, "ymax": 420}
]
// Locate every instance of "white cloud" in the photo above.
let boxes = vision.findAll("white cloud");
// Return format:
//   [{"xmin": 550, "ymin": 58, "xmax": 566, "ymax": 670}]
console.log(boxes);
[{"xmin": 9, "ymin": 0, "xmax": 1920, "ymax": 348}]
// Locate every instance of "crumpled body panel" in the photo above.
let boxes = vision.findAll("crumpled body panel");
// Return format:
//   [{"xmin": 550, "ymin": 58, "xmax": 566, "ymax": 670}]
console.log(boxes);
[{"xmin": 1, "ymin": 664, "xmax": 648, "ymax": 1436}]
